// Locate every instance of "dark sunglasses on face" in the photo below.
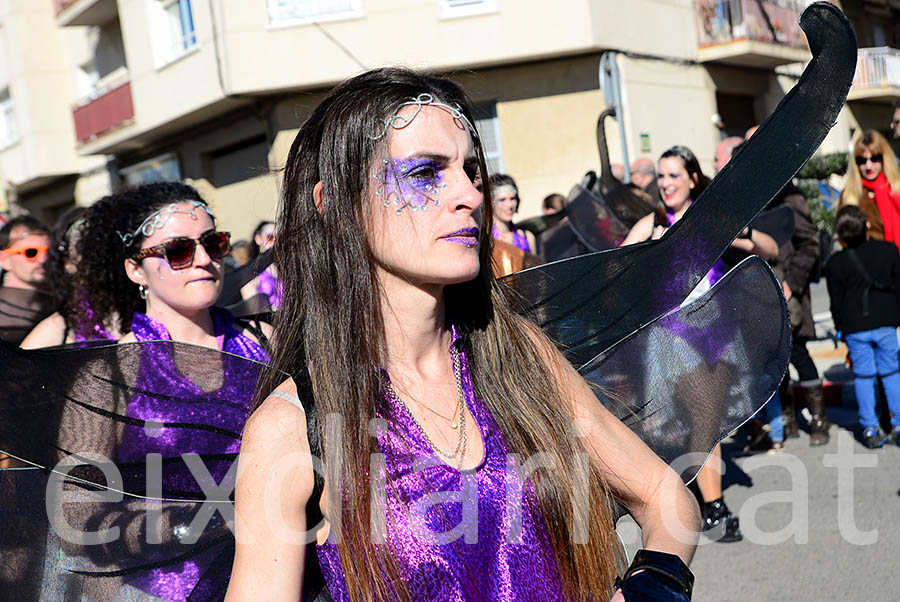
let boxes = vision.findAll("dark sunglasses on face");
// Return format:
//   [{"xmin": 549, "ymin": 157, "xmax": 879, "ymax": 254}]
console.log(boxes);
[
  {"xmin": 131, "ymin": 231, "xmax": 230, "ymax": 270},
  {"xmin": 2, "ymin": 245, "xmax": 48, "ymax": 261},
  {"xmin": 855, "ymin": 154, "xmax": 883, "ymax": 166}
]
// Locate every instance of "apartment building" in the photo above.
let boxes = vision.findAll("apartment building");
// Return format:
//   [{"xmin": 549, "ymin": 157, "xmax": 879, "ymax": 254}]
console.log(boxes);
[
  {"xmin": 842, "ymin": 0, "xmax": 900, "ymax": 136},
  {"xmin": 0, "ymin": 0, "xmax": 895, "ymax": 233}
]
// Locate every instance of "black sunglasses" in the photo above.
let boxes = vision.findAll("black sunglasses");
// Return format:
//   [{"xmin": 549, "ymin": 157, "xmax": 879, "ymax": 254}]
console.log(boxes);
[
  {"xmin": 855, "ymin": 154, "xmax": 883, "ymax": 166},
  {"xmin": 132, "ymin": 231, "xmax": 230, "ymax": 270}
]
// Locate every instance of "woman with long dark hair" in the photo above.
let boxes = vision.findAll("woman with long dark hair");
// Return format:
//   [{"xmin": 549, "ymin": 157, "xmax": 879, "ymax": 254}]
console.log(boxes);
[
  {"xmin": 21, "ymin": 207, "xmax": 119, "ymax": 347},
  {"xmin": 839, "ymin": 129, "xmax": 900, "ymax": 245},
  {"xmin": 226, "ymin": 68, "xmax": 699, "ymax": 602}
]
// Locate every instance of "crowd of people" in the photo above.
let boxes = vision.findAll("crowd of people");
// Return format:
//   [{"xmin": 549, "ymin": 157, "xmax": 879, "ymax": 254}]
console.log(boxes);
[{"xmin": 0, "ymin": 69, "xmax": 896, "ymax": 601}]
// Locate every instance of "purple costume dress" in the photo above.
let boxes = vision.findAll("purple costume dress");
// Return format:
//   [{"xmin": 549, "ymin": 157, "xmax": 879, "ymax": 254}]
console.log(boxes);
[
  {"xmin": 115, "ymin": 307, "xmax": 268, "ymax": 602},
  {"xmin": 316, "ymin": 328, "xmax": 566, "ymax": 601},
  {"xmin": 257, "ymin": 268, "xmax": 283, "ymax": 310},
  {"xmin": 492, "ymin": 225, "xmax": 532, "ymax": 254}
]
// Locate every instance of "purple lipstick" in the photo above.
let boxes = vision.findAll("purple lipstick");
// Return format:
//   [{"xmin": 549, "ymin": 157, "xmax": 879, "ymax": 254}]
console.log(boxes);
[{"xmin": 442, "ymin": 227, "xmax": 480, "ymax": 247}]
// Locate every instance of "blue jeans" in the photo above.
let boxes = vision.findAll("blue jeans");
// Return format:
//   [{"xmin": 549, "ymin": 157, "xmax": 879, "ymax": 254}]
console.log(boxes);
[
  {"xmin": 763, "ymin": 391, "xmax": 784, "ymax": 443},
  {"xmin": 845, "ymin": 326, "xmax": 900, "ymax": 431}
]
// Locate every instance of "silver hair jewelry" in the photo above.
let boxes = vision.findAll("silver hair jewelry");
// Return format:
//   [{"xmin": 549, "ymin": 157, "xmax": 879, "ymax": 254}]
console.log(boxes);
[
  {"xmin": 138, "ymin": 284, "xmax": 148, "ymax": 300},
  {"xmin": 117, "ymin": 201, "xmax": 215, "ymax": 247},
  {"xmin": 371, "ymin": 93, "xmax": 476, "ymax": 141}
]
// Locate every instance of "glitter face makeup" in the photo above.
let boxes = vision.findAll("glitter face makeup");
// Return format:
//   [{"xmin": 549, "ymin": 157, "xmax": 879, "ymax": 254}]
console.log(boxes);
[{"xmin": 374, "ymin": 157, "xmax": 448, "ymax": 214}]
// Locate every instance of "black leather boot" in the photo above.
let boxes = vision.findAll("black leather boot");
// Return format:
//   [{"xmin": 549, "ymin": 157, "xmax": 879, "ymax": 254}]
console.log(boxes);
[
  {"xmin": 805, "ymin": 383, "xmax": 830, "ymax": 446},
  {"xmin": 701, "ymin": 498, "xmax": 742, "ymax": 543}
]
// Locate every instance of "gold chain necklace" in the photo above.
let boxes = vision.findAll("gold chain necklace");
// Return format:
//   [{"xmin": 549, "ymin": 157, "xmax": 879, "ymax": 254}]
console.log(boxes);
[
  {"xmin": 409, "ymin": 390, "xmax": 461, "ymax": 429},
  {"xmin": 387, "ymin": 345, "xmax": 468, "ymax": 467}
]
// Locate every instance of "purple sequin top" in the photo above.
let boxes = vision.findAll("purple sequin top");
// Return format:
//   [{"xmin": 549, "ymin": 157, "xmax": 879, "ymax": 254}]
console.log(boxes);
[
  {"xmin": 116, "ymin": 307, "xmax": 268, "ymax": 602},
  {"xmin": 492, "ymin": 225, "xmax": 532, "ymax": 254},
  {"xmin": 317, "ymin": 329, "xmax": 565, "ymax": 601},
  {"xmin": 71, "ymin": 300, "xmax": 114, "ymax": 343},
  {"xmin": 257, "ymin": 268, "xmax": 283, "ymax": 309}
]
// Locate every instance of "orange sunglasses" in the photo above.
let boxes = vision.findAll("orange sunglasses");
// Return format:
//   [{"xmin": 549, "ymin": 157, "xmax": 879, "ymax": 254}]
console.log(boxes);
[{"xmin": 2, "ymin": 245, "xmax": 48, "ymax": 261}]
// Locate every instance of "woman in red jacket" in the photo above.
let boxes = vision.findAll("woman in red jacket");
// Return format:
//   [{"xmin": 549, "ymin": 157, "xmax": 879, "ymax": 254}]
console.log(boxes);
[{"xmin": 840, "ymin": 130, "xmax": 900, "ymax": 246}]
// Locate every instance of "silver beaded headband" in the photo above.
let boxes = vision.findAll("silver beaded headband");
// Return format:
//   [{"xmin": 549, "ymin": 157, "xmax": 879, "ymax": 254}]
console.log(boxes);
[
  {"xmin": 371, "ymin": 93, "xmax": 476, "ymax": 141},
  {"xmin": 117, "ymin": 201, "xmax": 215, "ymax": 247}
]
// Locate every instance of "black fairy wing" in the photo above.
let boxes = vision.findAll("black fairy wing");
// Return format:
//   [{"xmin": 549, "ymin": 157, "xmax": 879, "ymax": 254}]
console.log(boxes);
[
  {"xmin": 506, "ymin": 1, "xmax": 856, "ymax": 368},
  {"xmin": 584, "ymin": 256, "xmax": 790, "ymax": 482},
  {"xmin": 539, "ymin": 183, "xmax": 631, "ymax": 259},
  {"xmin": 0, "ymin": 341, "xmax": 268, "ymax": 602}
]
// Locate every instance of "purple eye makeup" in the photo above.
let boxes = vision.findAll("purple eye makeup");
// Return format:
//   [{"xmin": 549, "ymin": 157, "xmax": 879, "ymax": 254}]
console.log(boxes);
[{"xmin": 373, "ymin": 157, "xmax": 448, "ymax": 215}]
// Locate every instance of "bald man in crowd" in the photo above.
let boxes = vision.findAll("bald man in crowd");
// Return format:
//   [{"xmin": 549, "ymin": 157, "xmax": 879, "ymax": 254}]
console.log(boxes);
[
  {"xmin": 629, "ymin": 157, "xmax": 659, "ymax": 201},
  {"xmin": 713, "ymin": 136, "xmax": 744, "ymax": 174}
]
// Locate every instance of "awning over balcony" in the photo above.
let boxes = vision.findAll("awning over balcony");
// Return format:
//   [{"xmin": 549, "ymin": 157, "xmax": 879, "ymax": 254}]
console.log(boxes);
[
  {"xmin": 695, "ymin": 0, "xmax": 810, "ymax": 68},
  {"xmin": 848, "ymin": 47, "xmax": 900, "ymax": 103},
  {"xmin": 72, "ymin": 82, "xmax": 134, "ymax": 143},
  {"xmin": 53, "ymin": 0, "xmax": 118, "ymax": 27}
]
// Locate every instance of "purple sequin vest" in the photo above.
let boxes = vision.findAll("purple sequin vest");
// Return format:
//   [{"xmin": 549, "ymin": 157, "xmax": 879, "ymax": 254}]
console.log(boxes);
[
  {"xmin": 116, "ymin": 307, "xmax": 268, "ymax": 602},
  {"xmin": 492, "ymin": 225, "xmax": 532, "ymax": 254},
  {"xmin": 317, "ymin": 329, "xmax": 565, "ymax": 601}
]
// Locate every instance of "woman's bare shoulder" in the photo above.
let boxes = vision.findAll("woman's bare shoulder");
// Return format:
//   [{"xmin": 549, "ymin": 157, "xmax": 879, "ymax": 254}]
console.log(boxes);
[
  {"xmin": 622, "ymin": 212, "xmax": 656, "ymax": 245},
  {"xmin": 20, "ymin": 312, "xmax": 67, "ymax": 349},
  {"xmin": 243, "ymin": 378, "xmax": 310, "ymax": 454}
]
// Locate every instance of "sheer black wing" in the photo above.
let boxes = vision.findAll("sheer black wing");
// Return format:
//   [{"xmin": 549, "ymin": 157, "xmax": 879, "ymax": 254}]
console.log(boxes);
[
  {"xmin": 0, "ymin": 342, "xmax": 269, "ymax": 602},
  {"xmin": 585, "ymin": 256, "xmax": 790, "ymax": 482}
]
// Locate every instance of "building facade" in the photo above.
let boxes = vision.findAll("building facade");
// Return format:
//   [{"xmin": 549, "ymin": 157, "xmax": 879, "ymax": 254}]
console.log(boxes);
[{"xmin": 0, "ymin": 0, "xmax": 895, "ymax": 232}]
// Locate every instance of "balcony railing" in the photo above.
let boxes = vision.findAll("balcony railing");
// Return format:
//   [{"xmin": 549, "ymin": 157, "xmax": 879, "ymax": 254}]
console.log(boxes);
[
  {"xmin": 72, "ymin": 80, "xmax": 134, "ymax": 143},
  {"xmin": 851, "ymin": 47, "xmax": 900, "ymax": 93},
  {"xmin": 53, "ymin": 0, "xmax": 118, "ymax": 26},
  {"xmin": 695, "ymin": 0, "xmax": 808, "ymax": 50}
]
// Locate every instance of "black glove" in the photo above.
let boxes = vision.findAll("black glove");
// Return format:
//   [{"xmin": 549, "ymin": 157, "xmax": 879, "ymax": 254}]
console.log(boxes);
[{"xmin": 615, "ymin": 549, "xmax": 693, "ymax": 601}]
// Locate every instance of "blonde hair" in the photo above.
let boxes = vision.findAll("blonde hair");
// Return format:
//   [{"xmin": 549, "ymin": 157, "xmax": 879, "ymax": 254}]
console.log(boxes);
[{"xmin": 840, "ymin": 130, "xmax": 900, "ymax": 207}]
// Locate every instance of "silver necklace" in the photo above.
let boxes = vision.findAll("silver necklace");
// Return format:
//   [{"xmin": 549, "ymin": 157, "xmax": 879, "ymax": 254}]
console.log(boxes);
[{"xmin": 387, "ymin": 345, "xmax": 468, "ymax": 468}]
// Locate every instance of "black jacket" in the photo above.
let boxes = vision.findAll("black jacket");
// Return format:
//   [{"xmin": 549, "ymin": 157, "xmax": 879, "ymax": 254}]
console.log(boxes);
[
  {"xmin": 767, "ymin": 184, "xmax": 820, "ymax": 338},
  {"xmin": 824, "ymin": 240, "xmax": 900, "ymax": 334}
]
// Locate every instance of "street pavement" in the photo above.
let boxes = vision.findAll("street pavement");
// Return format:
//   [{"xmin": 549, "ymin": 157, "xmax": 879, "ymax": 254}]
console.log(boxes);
[{"xmin": 617, "ymin": 281, "xmax": 900, "ymax": 601}]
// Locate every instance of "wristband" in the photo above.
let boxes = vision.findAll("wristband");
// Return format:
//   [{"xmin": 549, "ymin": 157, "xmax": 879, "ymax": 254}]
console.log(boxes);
[{"xmin": 615, "ymin": 549, "xmax": 694, "ymax": 601}]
